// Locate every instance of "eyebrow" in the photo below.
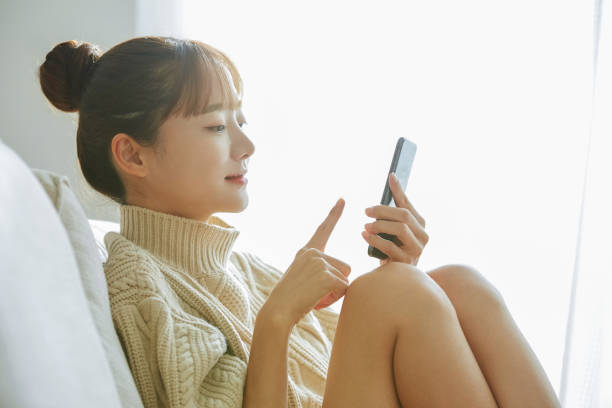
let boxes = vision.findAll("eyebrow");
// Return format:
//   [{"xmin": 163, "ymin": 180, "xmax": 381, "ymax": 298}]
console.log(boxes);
[{"xmin": 203, "ymin": 99, "xmax": 243, "ymax": 114}]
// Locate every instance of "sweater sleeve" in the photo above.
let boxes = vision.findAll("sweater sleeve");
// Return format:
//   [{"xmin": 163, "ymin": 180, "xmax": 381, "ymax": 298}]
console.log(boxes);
[
  {"xmin": 113, "ymin": 295, "xmax": 247, "ymax": 408},
  {"xmin": 312, "ymin": 306, "xmax": 340, "ymax": 344}
]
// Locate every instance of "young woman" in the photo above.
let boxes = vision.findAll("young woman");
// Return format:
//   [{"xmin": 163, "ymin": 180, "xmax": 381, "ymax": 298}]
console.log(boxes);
[{"xmin": 38, "ymin": 36, "xmax": 560, "ymax": 408}]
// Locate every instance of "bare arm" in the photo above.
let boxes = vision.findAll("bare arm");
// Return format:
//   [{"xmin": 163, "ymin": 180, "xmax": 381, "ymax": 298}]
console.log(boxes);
[{"xmin": 243, "ymin": 301, "xmax": 293, "ymax": 408}]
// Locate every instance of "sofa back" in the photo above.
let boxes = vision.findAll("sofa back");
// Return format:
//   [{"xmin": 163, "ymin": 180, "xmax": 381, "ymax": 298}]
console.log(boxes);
[{"xmin": 0, "ymin": 139, "xmax": 143, "ymax": 408}]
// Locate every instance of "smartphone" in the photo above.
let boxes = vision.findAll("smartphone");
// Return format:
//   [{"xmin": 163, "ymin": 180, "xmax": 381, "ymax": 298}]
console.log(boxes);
[{"xmin": 367, "ymin": 137, "xmax": 417, "ymax": 260}]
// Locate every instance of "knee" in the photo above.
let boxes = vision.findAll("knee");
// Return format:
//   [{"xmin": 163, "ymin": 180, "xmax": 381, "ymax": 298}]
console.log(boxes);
[
  {"xmin": 345, "ymin": 262, "xmax": 455, "ymax": 321},
  {"xmin": 426, "ymin": 263, "xmax": 506, "ymax": 311}
]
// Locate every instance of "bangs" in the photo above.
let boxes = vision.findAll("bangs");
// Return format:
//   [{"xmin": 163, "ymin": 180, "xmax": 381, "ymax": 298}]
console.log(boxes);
[{"xmin": 168, "ymin": 39, "xmax": 244, "ymax": 118}]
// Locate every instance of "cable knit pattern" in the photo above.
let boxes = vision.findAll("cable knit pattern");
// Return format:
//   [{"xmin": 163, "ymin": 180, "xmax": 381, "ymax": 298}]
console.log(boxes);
[{"xmin": 103, "ymin": 204, "xmax": 340, "ymax": 408}]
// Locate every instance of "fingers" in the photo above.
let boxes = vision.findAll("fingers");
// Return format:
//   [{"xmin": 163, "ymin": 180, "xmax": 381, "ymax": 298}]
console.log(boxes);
[
  {"xmin": 312, "ymin": 256, "xmax": 350, "ymax": 310},
  {"xmin": 365, "ymin": 216, "xmax": 429, "ymax": 246},
  {"xmin": 365, "ymin": 220, "xmax": 420, "ymax": 252},
  {"xmin": 366, "ymin": 204, "xmax": 427, "ymax": 238},
  {"xmin": 321, "ymin": 256, "xmax": 351, "ymax": 282},
  {"xmin": 387, "ymin": 173, "xmax": 426, "ymax": 227},
  {"xmin": 301, "ymin": 247, "xmax": 351, "ymax": 278},
  {"xmin": 315, "ymin": 292, "xmax": 344, "ymax": 310},
  {"xmin": 362, "ymin": 230, "xmax": 412, "ymax": 263},
  {"xmin": 305, "ymin": 197, "xmax": 345, "ymax": 252},
  {"xmin": 315, "ymin": 271, "xmax": 349, "ymax": 310}
]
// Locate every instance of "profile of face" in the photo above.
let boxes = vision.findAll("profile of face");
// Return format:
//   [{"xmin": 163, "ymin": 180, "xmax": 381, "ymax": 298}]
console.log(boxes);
[{"xmin": 111, "ymin": 67, "xmax": 255, "ymax": 222}]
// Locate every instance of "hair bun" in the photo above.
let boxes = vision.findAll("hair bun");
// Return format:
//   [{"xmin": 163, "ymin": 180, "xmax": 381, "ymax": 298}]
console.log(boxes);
[{"xmin": 38, "ymin": 40, "xmax": 102, "ymax": 112}]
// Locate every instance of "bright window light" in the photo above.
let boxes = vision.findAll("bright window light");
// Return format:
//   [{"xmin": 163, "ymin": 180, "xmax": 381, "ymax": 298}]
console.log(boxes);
[{"xmin": 181, "ymin": 0, "xmax": 592, "ymax": 395}]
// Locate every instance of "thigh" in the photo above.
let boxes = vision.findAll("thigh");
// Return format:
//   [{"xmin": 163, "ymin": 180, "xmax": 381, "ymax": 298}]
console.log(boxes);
[
  {"xmin": 321, "ymin": 262, "xmax": 438, "ymax": 408},
  {"xmin": 424, "ymin": 264, "xmax": 559, "ymax": 407},
  {"xmin": 425, "ymin": 263, "xmax": 505, "ymax": 318}
]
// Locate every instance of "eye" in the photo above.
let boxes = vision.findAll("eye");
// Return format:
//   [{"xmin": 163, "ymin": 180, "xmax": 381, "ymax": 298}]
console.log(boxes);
[
  {"xmin": 207, "ymin": 125, "xmax": 226, "ymax": 133},
  {"xmin": 206, "ymin": 122, "xmax": 248, "ymax": 133}
]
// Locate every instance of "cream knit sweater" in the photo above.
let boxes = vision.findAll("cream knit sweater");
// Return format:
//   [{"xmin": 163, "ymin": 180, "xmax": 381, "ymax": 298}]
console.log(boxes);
[{"xmin": 103, "ymin": 204, "xmax": 341, "ymax": 408}]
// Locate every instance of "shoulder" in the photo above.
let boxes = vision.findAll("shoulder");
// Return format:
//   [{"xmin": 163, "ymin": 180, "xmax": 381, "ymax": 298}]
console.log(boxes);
[
  {"xmin": 104, "ymin": 231, "xmax": 150, "ymax": 264},
  {"xmin": 231, "ymin": 250, "xmax": 284, "ymax": 279},
  {"xmin": 103, "ymin": 231, "xmax": 165, "ymax": 302},
  {"xmin": 230, "ymin": 250, "xmax": 285, "ymax": 291}
]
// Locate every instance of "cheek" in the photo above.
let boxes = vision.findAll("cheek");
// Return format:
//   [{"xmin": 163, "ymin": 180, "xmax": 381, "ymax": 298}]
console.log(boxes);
[{"xmin": 167, "ymin": 143, "xmax": 226, "ymax": 184}]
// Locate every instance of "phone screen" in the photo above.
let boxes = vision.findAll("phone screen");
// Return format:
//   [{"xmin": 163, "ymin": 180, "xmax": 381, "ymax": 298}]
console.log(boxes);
[{"xmin": 368, "ymin": 137, "xmax": 417, "ymax": 260}]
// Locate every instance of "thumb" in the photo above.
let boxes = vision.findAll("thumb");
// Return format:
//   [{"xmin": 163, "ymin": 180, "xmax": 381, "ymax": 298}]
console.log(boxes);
[{"xmin": 305, "ymin": 198, "xmax": 345, "ymax": 252}]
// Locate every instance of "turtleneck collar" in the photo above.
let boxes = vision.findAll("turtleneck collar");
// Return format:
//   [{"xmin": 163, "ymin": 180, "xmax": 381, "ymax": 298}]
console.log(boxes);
[{"xmin": 119, "ymin": 204, "xmax": 240, "ymax": 273}]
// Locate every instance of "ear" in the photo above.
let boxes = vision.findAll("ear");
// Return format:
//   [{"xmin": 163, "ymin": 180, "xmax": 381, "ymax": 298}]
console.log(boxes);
[{"xmin": 110, "ymin": 133, "xmax": 150, "ymax": 178}]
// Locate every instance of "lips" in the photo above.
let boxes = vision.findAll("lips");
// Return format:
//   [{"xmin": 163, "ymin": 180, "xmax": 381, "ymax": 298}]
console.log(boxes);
[{"xmin": 225, "ymin": 171, "xmax": 247, "ymax": 178}]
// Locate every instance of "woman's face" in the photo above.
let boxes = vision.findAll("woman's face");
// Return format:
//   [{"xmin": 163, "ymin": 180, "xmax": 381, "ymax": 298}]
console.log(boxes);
[{"xmin": 113, "ymin": 75, "xmax": 255, "ymax": 222}]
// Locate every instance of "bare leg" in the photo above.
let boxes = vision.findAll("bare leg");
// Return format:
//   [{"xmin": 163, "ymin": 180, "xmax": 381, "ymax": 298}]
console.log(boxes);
[
  {"xmin": 322, "ymin": 262, "xmax": 497, "ymax": 408},
  {"xmin": 426, "ymin": 264, "xmax": 561, "ymax": 408},
  {"xmin": 322, "ymin": 263, "xmax": 402, "ymax": 408}
]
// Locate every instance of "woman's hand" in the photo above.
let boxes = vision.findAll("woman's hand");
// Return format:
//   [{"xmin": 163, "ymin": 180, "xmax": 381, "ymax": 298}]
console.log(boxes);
[
  {"xmin": 266, "ymin": 198, "xmax": 351, "ymax": 327},
  {"xmin": 361, "ymin": 173, "xmax": 428, "ymax": 267}
]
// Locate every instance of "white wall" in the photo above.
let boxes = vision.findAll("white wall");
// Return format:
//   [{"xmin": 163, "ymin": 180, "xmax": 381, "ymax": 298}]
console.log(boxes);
[{"xmin": 0, "ymin": 0, "xmax": 136, "ymax": 222}]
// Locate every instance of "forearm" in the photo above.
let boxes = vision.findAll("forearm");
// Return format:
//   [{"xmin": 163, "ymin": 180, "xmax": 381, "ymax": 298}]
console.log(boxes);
[{"xmin": 243, "ymin": 303, "xmax": 293, "ymax": 408}]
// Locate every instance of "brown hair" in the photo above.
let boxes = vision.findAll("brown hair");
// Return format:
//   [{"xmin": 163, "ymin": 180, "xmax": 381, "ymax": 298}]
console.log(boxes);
[{"xmin": 38, "ymin": 36, "xmax": 244, "ymax": 204}]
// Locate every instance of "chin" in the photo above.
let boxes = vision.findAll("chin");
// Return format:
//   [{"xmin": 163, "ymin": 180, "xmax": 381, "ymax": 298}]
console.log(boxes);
[{"xmin": 227, "ymin": 196, "xmax": 249, "ymax": 213}]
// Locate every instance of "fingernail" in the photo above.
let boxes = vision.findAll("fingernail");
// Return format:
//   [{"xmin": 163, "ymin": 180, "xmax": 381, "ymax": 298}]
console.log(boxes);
[{"xmin": 391, "ymin": 172, "xmax": 398, "ymax": 182}]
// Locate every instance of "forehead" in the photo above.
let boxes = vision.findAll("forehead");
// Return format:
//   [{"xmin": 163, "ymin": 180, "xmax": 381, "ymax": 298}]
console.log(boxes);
[
  {"xmin": 206, "ymin": 64, "xmax": 241, "ymax": 111},
  {"xmin": 170, "ymin": 56, "xmax": 243, "ymax": 119}
]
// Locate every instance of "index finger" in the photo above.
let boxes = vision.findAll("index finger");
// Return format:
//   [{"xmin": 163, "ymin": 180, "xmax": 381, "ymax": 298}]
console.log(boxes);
[{"xmin": 305, "ymin": 198, "xmax": 345, "ymax": 252}]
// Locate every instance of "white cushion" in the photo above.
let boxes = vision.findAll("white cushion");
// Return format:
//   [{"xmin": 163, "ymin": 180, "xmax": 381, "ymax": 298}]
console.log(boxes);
[
  {"xmin": 31, "ymin": 168, "xmax": 143, "ymax": 408},
  {"xmin": 0, "ymin": 140, "xmax": 123, "ymax": 407}
]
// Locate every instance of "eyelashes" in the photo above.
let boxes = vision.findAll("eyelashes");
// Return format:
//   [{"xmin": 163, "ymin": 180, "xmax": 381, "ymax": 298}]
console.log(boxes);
[{"xmin": 206, "ymin": 122, "xmax": 248, "ymax": 133}]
